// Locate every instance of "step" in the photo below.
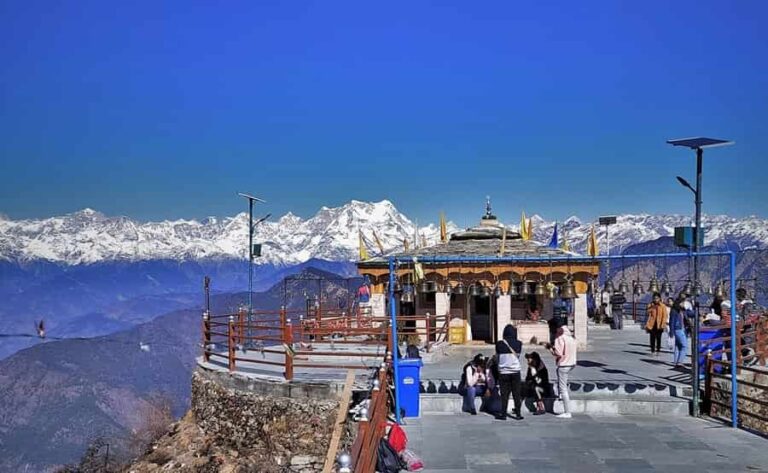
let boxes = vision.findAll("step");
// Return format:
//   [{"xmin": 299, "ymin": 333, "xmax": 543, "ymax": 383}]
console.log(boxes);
[
  {"xmin": 418, "ymin": 379, "xmax": 692, "ymax": 398},
  {"xmin": 420, "ymin": 393, "xmax": 690, "ymax": 416}
]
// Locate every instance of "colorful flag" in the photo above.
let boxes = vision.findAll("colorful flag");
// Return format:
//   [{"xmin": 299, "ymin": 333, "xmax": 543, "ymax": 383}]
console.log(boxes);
[
  {"xmin": 587, "ymin": 225, "xmax": 599, "ymax": 257},
  {"xmin": 520, "ymin": 211, "xmax": 529, "ymax": 240},
  {"xmin": 562, "ymin": 237, "xmax": 571, "ymax": 252},
  {"xmin": 414, "ymin": 258, "xmax": 425, "ymax": 281},
  {"xmin": 358, "ymin": 230, "xmax": 369, "ymax": 261},
  {"xmin": 439, "ymin": 211, "xmax": 447, "ymax": 242},
  {"xmin": 548, "ymin": 223, "xmax": 558, "ymax": 249},
  {"xmin": 372, "ymin": 230, "xmax": 385, "ymax": 254}
]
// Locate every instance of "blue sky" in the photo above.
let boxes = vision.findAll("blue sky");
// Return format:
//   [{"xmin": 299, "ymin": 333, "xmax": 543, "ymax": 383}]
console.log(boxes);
[{"xmin": 1, "ymin": 0, "xmax": 766, "ymax": 226}]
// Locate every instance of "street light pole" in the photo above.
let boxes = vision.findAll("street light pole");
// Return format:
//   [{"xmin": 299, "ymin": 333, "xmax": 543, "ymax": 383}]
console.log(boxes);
[
  {"xmin": 667, "ymin": 137, "xmax": 733, "ymax": 417},
  {"xmin": 238, "ymin": 192, "xmax": 268, "ymax": 342}
]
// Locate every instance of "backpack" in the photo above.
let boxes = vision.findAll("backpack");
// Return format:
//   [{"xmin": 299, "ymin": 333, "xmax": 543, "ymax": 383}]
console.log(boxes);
[
  {"xmin": 405, "ymin": 344, "xmax": 420, "ymax": 359},
  {"xmin": 387, "ymin": 421, "xmax": 408, "ymax": 453},
  {"xmin": 457, "ymin": 361, "xmax": 473, "ymax": 395},
  {"xmin": 377, "ymin": 437, "xmax": 405, "ymax": 473}
]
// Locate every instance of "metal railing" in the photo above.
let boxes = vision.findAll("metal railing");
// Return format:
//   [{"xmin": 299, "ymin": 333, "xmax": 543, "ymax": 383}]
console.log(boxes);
[
  {"xmin": 705, "ymin": 357, "xmax": 768, "ymax": 435},
  {"xmin": 202, "ymin": 306, "xmax": 392, "ymax": 380},
  {"xmin": 349, "ymin": 359, "xmax": 392, "ymax": 473}
]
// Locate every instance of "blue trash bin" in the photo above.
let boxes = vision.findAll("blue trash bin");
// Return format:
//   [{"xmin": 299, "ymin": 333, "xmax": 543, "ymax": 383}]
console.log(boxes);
[{"xmin": 397, "ymin": 359, "xmax": 423, "ymax": 418}]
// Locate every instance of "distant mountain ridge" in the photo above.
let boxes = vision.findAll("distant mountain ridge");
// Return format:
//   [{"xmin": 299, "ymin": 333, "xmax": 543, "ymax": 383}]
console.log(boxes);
[{"xmin": 1, "ymin": 200, "xmax": 766, "ymax": 265}]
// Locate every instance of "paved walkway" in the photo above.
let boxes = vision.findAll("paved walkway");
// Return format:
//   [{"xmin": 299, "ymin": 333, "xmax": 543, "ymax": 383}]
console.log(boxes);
[
  {"xmin": 423, "ymin": 325, "xmax": 692, "ymax": 393},
  {"xmin": 403, "ymin": 413, "xmax": 768, "ymax": 472}
]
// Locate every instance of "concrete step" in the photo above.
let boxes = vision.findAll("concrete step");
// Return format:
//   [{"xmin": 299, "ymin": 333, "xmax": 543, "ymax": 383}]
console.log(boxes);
[
  {"xmin": 418, "ymin": 379, "xmax": 692, "ymax": 398},
  {"xmin": 420, "ymin": 393, "xmax": 690, "ymax": 416}
]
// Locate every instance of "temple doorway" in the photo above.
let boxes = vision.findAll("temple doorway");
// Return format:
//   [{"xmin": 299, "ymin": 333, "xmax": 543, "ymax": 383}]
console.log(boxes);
[{"xmin": 470, "ymin": 294, "xmax": 493, "ymax": 343}]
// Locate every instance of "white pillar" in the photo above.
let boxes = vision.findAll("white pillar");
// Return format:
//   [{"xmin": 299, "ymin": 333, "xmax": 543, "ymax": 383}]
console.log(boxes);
[
  {"xmin": 371, "ymin": 293, "xmax": 386, "ymax": 318},
  {"xmin": 496, "ymin": 295, "xmax": 511, "ymax": 341},
  {"xmin": 435, "ymin": 292, "xmax": 450, "ymax": 316},
  {"xmin": 574, "ymin": 295, "xmax": 588, "ymax": 349}
]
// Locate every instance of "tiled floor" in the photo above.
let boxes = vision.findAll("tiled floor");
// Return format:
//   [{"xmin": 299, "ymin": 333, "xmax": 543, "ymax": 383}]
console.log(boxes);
[{"xmin": 402, "ymin": 412, "xmax": 768, "ymax": 472}]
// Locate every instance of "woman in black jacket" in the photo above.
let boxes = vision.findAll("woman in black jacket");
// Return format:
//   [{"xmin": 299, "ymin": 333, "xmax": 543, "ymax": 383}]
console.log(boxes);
[{"xmin": 525, "ymin": 351, "xmax": 551, "ymax": 415}]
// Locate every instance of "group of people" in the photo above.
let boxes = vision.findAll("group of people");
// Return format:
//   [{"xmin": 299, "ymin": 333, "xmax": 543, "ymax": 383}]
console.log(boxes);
[
  {"xmin": 645, "ymin": 291, "xmax": 695, "ymax": 366},
  {"xmin": 459, "ymin": 323, "xmax": 578, "ymax": 420}
]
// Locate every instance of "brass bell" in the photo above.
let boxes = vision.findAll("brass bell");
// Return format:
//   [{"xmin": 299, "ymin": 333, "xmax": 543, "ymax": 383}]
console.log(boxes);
[
  {"xmin": 480, "ymin": 284, "xmax": 491, "ymax": 297},
  {"xmin": 617, "ymin": 279, "xmax": 629, "ymax": 295},
  {"xmin": 469, "ymin": 283, "xmax": 481, "ymax": 297},
  {"xmin": 633, "ymin": 281, "xmax": 644, "ymax": 296},
  {"xmin": 508, "ymin": 281, "xmax": 519, "ymax": 297},
  {"xmin": 534, "ymin": 282, "xmax": 546, "ymax": 297},
  {"xmin": 693, "ymin": 281, "xmax": 703, "ymax": 297},
  {"xmin": 454, "ymin": 281, "xmax": 466, "ymax": 295},
  {"xmin": 647, "ymin": 277, "xmax": 660, "ymax": 294},
  {"xmin": 603, "ymin": 280, "xmax": 615, "ymax": 294},
  {"xmin": 444, "ymin": 282, "xmax": 453, "ymax": 295},
  {"xmin": 393, "ymin": 280, "xmax": 403, "ymax": 293},
  {"xmin": 681, "ymin": 281, "xmax": 692, "ymax": 296},
  {"xmin": 521, "ymin": 281, "xmax": 532, "ymax": 296},
  {"xmin": 427, "ymin": 280, "xmax": 438, "ymax": 293},
  {"xmin": 661, "ymin": 280, "xmax": 673, "ymax": 296},
  {"xmin": 400, "ymin": 285, "xmax": 414, "ymax": 303},
  {"xmin": 714, "ymin": 281, "xmax": 726, "ymax": 299},
  {"xmin": 420, "ymin": 280, "xmax": 431, "ymax": 293},
  {"xmin": 493, "ymin": 285, "xmax": 503, "ymax": 298},
  {"xmin": 547, "ymin": 285, "xmax": 557, "ymax": 300},
  {"xmin": 561, "ymin": 280, "xmax": 577, "ymax": 299}
]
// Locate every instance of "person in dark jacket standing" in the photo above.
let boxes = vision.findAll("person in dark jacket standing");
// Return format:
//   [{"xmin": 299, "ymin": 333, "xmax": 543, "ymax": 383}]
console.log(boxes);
[
  {"xmin": 610, "ymin": 292, "xmax": 627, "ymax": 330},
  {"xmin": 495, "ymin": 324, "xmax": 524, "ymax": 420}
]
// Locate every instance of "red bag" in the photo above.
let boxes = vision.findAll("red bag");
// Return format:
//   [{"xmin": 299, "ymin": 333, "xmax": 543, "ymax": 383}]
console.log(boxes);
[
  {"xmin": 386, "ymin": 422, "xmax": 407, "ymax": 454},
  {"xmin": 401, "ymin": 449, "xmax": 424, "ymax": 471}
]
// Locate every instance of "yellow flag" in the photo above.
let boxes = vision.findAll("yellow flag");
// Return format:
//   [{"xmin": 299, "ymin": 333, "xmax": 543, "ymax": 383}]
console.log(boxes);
[
  {"xmin": 527, "ymin": 217, "xmax": 533, "ymax": 241},
  {"xmin": 440, "ymin": 212, "xmax": 447, "ymax": 242},
  {"xmin": 359, "ymin": 230, "xmax": 369, "ymax": 261},
  {"xmin": 587, "ymin": 225, "xmax": 599, "ymax": 257},
  {"xmin": 562, "ymin": 238, "xmax": 571, "ymax": 252},
  {"xmin": 372, "ymin": 230, "xmax": 385, "ymax": 254},
  {"xmin": 520, "ymin": 211, "xmax": 529, "ymax": 240}
]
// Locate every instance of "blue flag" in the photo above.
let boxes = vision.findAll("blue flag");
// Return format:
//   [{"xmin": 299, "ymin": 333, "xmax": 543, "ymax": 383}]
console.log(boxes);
[{"xmin": 548, "ymin": 223, "xmax": 558, "ymax": 249}]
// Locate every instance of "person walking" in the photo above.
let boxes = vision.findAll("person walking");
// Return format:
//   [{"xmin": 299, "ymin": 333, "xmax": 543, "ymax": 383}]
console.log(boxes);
[
  {"xmin": 610, "ymin": 291, "xmax": 627, "ymax": 330},
  {"xmin": 495, "ymin": 324, "xmax": 524, "ymax": 420},
  {"xmin": 460, "ymin": 354, "xmax": 486, "ymax": 415},
  {"xmin": 645, "ymin": 292, "xmax": 669, "ymax": 357},
  {"xmin": 669, "ymin": 297, "xmax": 694, "ymax": 367},
  {"xmin": 548, "ymin": 325, "xmax": 577, "ymax": 419}
]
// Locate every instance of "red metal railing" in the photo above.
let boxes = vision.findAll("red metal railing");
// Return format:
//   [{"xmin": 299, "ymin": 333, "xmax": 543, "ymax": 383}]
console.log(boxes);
[{"xmin": 349, "ymin": 359, "xmax": 392, "ymax": 473}]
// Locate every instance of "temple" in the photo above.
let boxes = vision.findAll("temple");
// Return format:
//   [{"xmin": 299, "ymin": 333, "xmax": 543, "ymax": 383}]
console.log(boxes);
[{"xmin": 357, "ymin": 200, "xmax": 600, "ymax": 347}]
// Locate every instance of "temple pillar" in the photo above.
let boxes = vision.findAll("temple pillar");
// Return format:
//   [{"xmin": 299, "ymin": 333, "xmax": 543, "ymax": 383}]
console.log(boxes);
[
  {"xmin": 496, "ymin": 295, "xmax": 511, "ymax": 341},
  {"xmin": 574, "ymin": 295, "xmax": 588, "ymax": 349},
  {"xmin": 435, "ymin": 292, "xmax": 450, "ymax": 316},
  {"xmin": 371, "ymin": 293, "xmax": 386, "ymax": 318}
]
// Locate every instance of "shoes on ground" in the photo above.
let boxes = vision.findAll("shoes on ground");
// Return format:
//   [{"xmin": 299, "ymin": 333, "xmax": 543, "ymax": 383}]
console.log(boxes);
[
  {"xmin": 533, "ymin": 410, "xmax": 546, "ymax": 416},
  {"xmin": 556, "ymin": 412, "xmax": 572, "ymax": 419},
  {"xmin": 494, "ymin": 414, "xmax": 507, "ymax": 420}
]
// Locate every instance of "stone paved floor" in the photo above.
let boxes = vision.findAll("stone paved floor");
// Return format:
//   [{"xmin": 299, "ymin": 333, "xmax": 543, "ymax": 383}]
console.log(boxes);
[
  {"xmin": 423, "ymin": 325, "xmax": 693, "ymax": 392},
  {"xmin": 402, "ymin": 413, "xmax": 768, "ymax": 472}
]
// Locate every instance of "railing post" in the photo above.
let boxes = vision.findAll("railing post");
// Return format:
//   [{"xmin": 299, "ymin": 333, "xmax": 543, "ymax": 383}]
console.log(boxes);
[
  {"xmin": 285, "ymin": 320, "xmax": 294, "ymax": 381},
  {"xmin": 736, "ymin": 320, "xmax": 744, "ymax": 375},
  {"xmin": 759, "ymin": 319, "xmax": 767, "ymax": 366},
  {"xmin": 202, "ymin": 310, "xmax": 211, "ymax": 363},
  {"xmin": 704, "ymin": 350, "xmax": 713, "ymax": 415},
  {"xmin": 228, "ymin": 316, "xmax": 236, "ymax": 372},
  {"xmin": 238, "ymin": 307, "xmax": 246, "ymax": 347}
]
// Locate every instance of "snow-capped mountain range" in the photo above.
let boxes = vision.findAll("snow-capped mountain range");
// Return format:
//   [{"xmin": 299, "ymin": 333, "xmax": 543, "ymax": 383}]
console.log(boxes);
[{"xmin": 1, "ymin": 200, "xmax": 766, "ymax": 266}]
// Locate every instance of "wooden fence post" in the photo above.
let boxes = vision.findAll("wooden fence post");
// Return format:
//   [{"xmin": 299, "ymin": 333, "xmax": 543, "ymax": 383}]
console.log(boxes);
[
  {"xmin": 238, "ymin": 307, "xmax": 246, "ymax": 347},
  {"xmin": 228, "ymin": 316, "xmax": 236, "ymax": 372},
  {"xmin": 202, "ymin": 310, "xmax": 211, "ymax": 363},
  {"xmin": 736, "ymin": 321, "xmax": 744, "ymax": 375}
]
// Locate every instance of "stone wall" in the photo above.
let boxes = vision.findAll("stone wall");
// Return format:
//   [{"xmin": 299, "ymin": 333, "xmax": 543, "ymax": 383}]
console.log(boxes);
[
  {"xmin": 191, "ymin": 369, "xmax": 340, "ymax": 472},
  {"xmin": 710, "ymin": 369, "xmax": 768, "ymax": 435}
]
